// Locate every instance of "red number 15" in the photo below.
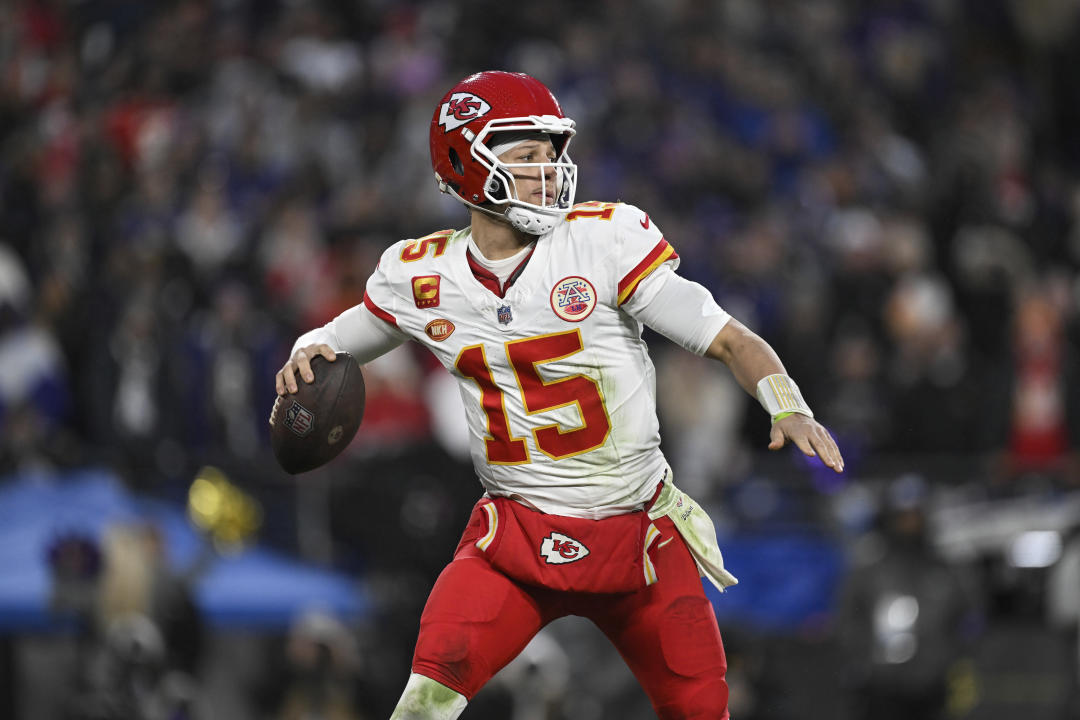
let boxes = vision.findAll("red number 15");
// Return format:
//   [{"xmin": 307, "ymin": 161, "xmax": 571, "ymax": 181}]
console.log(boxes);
[{"xmin": 455, "ymin": 330, "xmax": 611, "ymax": 464}]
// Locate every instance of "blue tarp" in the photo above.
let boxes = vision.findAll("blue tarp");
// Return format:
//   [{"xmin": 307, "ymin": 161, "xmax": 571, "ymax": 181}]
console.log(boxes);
[
  {"xmin": 0, "ymin": 469, "xmax": 843, "ymax": 634},
  {"xmin": 0, "ymin": 469, "xmax": 367, "ymax": 631},
  {"xmin": 706, "ymin": 531, "xmax": 845, "ymax": 632}
]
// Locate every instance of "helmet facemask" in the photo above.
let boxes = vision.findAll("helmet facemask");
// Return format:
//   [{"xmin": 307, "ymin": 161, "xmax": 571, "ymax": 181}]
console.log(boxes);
[{"xmin": 469, "ymin": 116, "xmax": 577, "ymax": 235}]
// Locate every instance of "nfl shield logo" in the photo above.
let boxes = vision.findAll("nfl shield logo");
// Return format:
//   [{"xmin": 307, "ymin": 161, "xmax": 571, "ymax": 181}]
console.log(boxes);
[
  {"xmin": 284, "ymin": 401, "xmax": 314, "ymax": 437},
  {"xmin": 497, "ymin": 305, "xmax": 513, "ymax": 325}
]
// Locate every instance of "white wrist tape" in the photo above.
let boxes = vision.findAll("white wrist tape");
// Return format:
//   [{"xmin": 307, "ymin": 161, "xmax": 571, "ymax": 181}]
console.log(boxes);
[{"xmin": 756, "ymin": 374, "xmax": 814, "ymax": 421}]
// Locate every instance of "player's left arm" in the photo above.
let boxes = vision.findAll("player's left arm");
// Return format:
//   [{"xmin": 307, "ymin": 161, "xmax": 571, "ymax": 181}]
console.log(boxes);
[
  {"xmin": 608, "ymin": 203, "xmax": 842, "ymax": 471},
  {"xmin": 705, "ymin": 319, "xmax": 844, "ymax": 473}
]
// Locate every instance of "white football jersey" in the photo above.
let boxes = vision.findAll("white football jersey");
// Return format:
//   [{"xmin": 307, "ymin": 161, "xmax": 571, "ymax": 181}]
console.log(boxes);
[{"xmin": 363, "ymin": 202, "xmax": 699, "ymax": 518}]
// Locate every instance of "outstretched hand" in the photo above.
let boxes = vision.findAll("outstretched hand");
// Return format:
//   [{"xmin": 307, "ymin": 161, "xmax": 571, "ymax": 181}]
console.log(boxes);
[{"xmin": 769, "ymin": 414, "xmax": 844, "ymax": 473}]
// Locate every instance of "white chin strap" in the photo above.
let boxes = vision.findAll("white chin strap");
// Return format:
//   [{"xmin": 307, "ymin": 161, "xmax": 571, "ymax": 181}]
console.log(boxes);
[
  {"xmin": 447, "ymin": 188, "xmax": 565, "ymax": 236},
  {"xmin": 505, "ymin": 206, "xmax": 560, "ymax": 235}
]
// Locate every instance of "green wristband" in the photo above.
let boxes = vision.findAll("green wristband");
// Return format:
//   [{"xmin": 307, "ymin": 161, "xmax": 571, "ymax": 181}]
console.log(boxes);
[{"xmin": 772, "ymin": 411, "xmax": 797, "ymax": 423}]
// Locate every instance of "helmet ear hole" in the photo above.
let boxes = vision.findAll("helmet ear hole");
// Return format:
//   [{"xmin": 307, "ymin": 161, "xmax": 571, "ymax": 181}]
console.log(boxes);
[
  {"xmin": 486, "ymin": 176, "xmax": 506, "ymax": 201},
  {"xmin": 448, "ymin": 148, "xmax": 464, "ymax": 176}
]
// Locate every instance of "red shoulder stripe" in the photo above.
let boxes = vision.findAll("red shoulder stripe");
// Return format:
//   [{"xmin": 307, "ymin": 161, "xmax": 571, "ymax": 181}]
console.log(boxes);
[
  {"xmin": 363, "ymin": 290, "xmax": 399, "ymax": 327},
  {"xmin": 617, "ymin": 238, "xmax": 678, "ymax": 305}
]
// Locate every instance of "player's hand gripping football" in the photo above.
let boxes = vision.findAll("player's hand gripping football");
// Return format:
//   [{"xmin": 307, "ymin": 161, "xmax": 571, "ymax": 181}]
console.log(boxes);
[
  {"xmin": 275, "ymin": 343, "xmax": 337, "ymax": 395},
  {"xmin": 769, "ymin": 414, "xmax": 845, "ymax": 473}
]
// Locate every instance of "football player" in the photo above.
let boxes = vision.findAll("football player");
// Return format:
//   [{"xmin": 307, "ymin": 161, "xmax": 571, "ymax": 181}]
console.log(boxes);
[{"xmin": 275, "ymin": 71, "xmax": 844, "ymax": 719}]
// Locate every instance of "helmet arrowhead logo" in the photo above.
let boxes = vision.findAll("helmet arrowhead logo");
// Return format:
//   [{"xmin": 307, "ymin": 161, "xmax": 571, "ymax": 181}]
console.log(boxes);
[{"xmin": 438, "ymin": 92, "xmax": 491, "ymax": 132}]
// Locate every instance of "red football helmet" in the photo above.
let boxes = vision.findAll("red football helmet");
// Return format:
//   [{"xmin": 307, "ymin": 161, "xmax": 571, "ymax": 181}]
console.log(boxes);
[{"xmin": 429, "ymin": 71, "xmax": 577, "ymax": 234}]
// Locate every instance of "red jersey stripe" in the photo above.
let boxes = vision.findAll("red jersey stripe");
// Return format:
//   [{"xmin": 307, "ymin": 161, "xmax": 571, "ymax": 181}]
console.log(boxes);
[
  {"xmin": 467, "ymin": 247, "xmax": 536, "ymax": 298},
  {"xmin": 617, "ymin": 238, "xmax": 678, "ymax": 305},
  {"xmin": 363, "ymin": 290, "xmax": 399, "ymax": 327},
  {"xmin": 466, "ymin": 251, "xmax": 503, "ymax": 296}
]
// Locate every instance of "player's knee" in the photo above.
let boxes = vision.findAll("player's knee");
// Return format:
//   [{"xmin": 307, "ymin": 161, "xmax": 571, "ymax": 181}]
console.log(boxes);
[
  {"xmin": 690, "ymin": 679, "xmax": 730, "ymax": 719},
  {"xmin": 655, "ymin": 679, "xmax": 730, "ymax": 720},
  {"xmin": 389, "ymin": 673, "xmax": 468, "ymax": 720}
]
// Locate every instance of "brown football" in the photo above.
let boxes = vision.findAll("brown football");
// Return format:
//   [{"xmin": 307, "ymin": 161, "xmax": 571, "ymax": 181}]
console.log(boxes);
[{"xmin": 270, "ymin": 352, "xmax": 365, "ymax": 474}]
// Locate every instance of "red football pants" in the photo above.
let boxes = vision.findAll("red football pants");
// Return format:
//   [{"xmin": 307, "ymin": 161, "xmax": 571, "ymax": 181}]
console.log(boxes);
[{"xmin": 411, "ymin": 514, "xmax": 730, "ymax": 719}]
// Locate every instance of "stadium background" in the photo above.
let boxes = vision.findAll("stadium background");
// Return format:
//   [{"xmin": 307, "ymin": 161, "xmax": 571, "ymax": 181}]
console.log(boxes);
[{"xmin": 0, "ymin": 0, "xmax": 1079, "ymax": 718}]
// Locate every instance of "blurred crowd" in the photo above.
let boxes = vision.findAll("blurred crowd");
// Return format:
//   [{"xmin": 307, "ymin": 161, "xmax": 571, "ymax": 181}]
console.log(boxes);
[
  {"xmin": 2, "ymin": 0, "xmax": 1080, "ymax": 718},
  {"xmin": 2, "ymin": 0, "xmax": 1080, "ymax": 484},
  {"xmin": 2, "ymin": 0, "xmax": 1080, "ymax": 489}
]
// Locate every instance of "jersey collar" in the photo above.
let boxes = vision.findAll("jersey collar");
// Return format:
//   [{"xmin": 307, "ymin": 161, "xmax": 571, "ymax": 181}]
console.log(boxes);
[{"xmin": 466, "ymin": 245, "xmax": 536, "ymax": 299}]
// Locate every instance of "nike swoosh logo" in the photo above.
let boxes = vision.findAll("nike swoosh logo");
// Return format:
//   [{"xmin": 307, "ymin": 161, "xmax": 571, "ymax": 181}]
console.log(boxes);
[{"xmin": 640, "ymin": 214, "xmax": 651, "ymax": 230}]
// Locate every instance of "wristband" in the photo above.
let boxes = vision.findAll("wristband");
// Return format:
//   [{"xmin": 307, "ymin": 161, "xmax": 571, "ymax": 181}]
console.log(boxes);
[{"xmin": 756, "ymin": 374, "xmax": 813, "ymax": 423}]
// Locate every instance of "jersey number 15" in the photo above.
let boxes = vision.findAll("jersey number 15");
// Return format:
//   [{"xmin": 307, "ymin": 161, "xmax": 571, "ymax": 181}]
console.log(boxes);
[{"xmin": 455, "ymin": 329, "xmax": 611, "ymax": 464}]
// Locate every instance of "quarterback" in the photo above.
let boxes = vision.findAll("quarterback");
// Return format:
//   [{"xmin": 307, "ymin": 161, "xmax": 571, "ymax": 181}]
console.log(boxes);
[{"xmin": 276, "ymin": 71, "xmax": 844, "ymax": 719}]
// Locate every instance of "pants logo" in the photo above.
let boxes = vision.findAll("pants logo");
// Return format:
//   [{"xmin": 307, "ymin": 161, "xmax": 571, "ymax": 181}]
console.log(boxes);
[{"xmin": 540, "ymin": 532, "xmax": 590, "ymax": 564}]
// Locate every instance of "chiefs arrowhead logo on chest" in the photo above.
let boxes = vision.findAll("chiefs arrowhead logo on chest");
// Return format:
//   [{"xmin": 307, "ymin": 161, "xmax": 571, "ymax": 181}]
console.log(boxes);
[
  {"xmin": 550, "ymin": 276, "xmax": 597, "ymax": 322},
  {"xmin": 540, "ymin": 532, "xmax": 590, "ymax": 564}
]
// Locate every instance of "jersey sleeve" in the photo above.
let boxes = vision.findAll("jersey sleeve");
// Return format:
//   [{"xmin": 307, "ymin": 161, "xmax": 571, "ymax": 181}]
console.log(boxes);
[
  {"xmin": 291, "ymin": 304, "xmax": 408, "ymax": 365},
  {"xmin": 291, "ymin": 242, "xmax": 412, "ymax": 364},
  {"xmin": 622, "ymin": 264, "xmax": 731, "ymax": 355},
  {"xmin": 610, "ymin": 203, "xmax": 681, "ymax": 307},
  {"xmin": 608, "ymin": 203, "xmax": 730, "ymax": 355},
  {"xmin": 362, "ymin": 242, "xmax": 407, "ymax": 330}
]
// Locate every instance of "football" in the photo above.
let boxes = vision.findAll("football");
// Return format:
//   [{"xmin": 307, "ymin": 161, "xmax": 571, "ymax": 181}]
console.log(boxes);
[{"xmin": 270, "ymin": 352, "xmax": 366, "ymax": 474}]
